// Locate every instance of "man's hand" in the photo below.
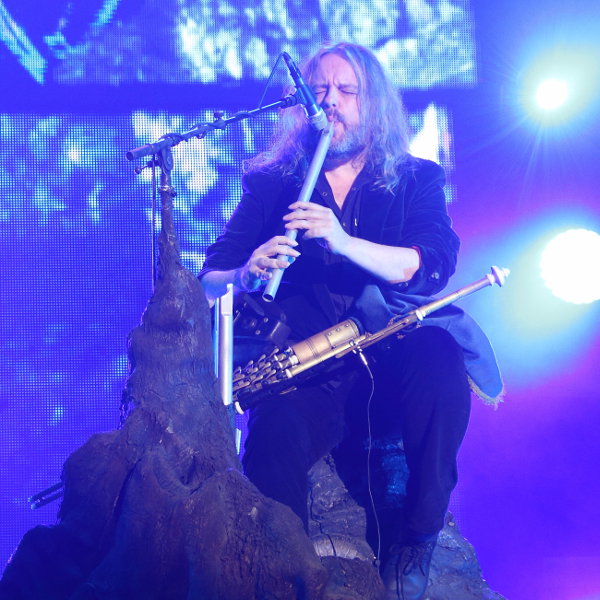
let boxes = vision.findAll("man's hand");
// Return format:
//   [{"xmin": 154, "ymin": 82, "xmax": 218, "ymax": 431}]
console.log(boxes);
[
  {"xmin": 283, "ymin": 201, "xmax": 350, "ymax": 255},
  {"xmin": 200, "ymin": 236, "xmax": 300, "ymax": 304},
  {"xmin": 236, "ymin": 235, "xmax": 301, "ymax": 290},
  {"xmin": 283, "ymin": 200, "xmax": 420, "ymax": 284}
]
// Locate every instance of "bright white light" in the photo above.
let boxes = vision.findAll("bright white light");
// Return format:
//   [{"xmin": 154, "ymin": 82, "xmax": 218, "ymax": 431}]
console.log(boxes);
[
  {"xmin": 520, "ymin": 46, "xmax": 600, "ymax": 125},
  {"xmin": 535, "ymin": 78, "xmax": 570, "ymax": 110},
  {"xmin": 409, "ymin": 103, "xmax": 440, "ymax": 163},
  {"xmin": 540, "ymin": 229, "xmax": 600, "ymax": 304},
  {"xmin": 68, "ymin": 147, "xmax": 81, "ymax": 162}
]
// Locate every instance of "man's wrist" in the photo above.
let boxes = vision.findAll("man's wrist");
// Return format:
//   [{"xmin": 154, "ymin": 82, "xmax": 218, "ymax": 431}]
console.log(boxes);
[
  {"xmin": 233, "ymin": 266, "xmax": 260, "ymax": 292},
  {"xmin": 332, "ymin": 231, "xmax": 353, "ymax": 257},
  {"xmin": 232, "ymin": 267, "xmax": 248, "ymax": 291}
]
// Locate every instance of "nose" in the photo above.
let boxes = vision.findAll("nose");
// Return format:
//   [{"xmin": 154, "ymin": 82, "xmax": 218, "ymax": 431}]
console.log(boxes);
[{"xmin": 321, "ymin": 86, "xmax": 339, "ymax": 108}]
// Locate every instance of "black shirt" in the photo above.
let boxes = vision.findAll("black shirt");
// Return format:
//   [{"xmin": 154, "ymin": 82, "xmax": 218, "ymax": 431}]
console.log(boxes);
[{"xmin": 313, "ymin": 169, "xmax": 368, "ymax": 320}]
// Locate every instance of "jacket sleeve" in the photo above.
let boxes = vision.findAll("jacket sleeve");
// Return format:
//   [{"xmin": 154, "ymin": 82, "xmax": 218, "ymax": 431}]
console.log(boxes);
[
  {"xmin": 395, "ymin": 159, "xmax": 460, "ymax": 296},
  {"xmin": 198, "ymin": 171, "xmax": 279, "ymax": 280}
]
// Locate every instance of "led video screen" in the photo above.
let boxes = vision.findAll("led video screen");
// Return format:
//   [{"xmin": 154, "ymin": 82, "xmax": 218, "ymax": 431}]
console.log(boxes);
[{"xmin": 0, "ymin": 0, "xmax": 475, "ymax": 572}]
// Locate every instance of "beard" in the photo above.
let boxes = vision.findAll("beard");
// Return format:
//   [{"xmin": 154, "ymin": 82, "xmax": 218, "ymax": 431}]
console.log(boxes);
[{"xmin": 323, "ymin": 116, "xmax": 367, "ymax": 169}]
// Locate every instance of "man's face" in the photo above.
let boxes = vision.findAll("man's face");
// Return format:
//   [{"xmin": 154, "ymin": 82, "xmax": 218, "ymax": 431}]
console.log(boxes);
[{"xmin": 311, "ymin": 54, "xmax": 366, "ymax": 162}]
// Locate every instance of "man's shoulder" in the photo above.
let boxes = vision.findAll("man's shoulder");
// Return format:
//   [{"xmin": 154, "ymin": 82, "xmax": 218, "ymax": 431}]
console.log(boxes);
[
  {"xmin": 242, "ymin": 166, "xmax": 300, "ymax": 194},
  {"xmin": 400, "ymin": 154, "xmax": 444, "ymax": 177},
  {"xmin": 393, "ymin": 155, "xmax": 445, "ymax": 192}
]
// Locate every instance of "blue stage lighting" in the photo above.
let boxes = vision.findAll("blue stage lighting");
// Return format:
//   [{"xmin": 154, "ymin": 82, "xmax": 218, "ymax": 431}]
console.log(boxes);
[
  {"xmin": 519, "ymin": 44, "xmax": 600, "ymax": 126},
  {"xmin": 535, "ymin": 78, "xmax": 569, "ymax": 110},
  {"xmin": 454, "ymin": 213, "xmax": 600, "ymax": 388},
  {"xmin": 540, "ymin": 229, "xmax": 600, "ymax": 304}
]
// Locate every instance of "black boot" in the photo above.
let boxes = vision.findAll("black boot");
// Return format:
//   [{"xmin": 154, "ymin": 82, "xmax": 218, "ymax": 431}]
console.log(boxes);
[{"xmin": 381, "ymin": 538, "xmax": 436, "ymax": 600}]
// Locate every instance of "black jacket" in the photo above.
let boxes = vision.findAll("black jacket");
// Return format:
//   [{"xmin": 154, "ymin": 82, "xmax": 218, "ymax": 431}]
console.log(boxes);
[{"xmin": 200, "ymin": 156, "xmax": 460, "ymax": 340}]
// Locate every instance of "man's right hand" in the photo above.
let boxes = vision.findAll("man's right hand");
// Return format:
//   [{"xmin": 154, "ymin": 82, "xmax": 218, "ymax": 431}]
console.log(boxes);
[
  {"xmin": 235, "ymin": 235, "xmax": 301, "ymax": 291},
  {"xmin": 200, "ymin": 236, "xmax": 300, "ymax": 304}
]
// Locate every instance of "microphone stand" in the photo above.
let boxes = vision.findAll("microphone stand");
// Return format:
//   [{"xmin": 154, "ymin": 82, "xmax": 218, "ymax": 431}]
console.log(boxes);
[
  {"xmin": 127, "ymin": 94, "xmax": 304, "ymax": 289},
  {"xmin": 25, "ymin": 91, "xmax": 313, "ymax": 510},
  {"xmin": 126, "ymin": 96, "xmax": 301, "ymax": 161},
  {"xmin": 126, "ymin": 96, "xmax": 305, "ymax": 404}
]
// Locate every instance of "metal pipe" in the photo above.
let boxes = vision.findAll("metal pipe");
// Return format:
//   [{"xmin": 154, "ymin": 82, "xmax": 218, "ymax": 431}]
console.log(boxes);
[
  {"xmin": 215, "ymin": 284, "xmax": 234, "ymax": 406},
  {"xmin": 263, "ymin": 123, "xmax": 333, "ymax": 302}
]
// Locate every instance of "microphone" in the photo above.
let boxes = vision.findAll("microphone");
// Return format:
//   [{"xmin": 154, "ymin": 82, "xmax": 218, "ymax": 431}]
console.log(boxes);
[{"xmin": 282, "ymin": 52, "xmax": 328, "ymax": 131}]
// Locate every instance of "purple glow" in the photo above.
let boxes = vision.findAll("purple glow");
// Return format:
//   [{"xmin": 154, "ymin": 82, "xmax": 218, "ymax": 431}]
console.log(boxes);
[{"xmin": 2, "ymin": 1, "xmax": 600, "ymax": 598}]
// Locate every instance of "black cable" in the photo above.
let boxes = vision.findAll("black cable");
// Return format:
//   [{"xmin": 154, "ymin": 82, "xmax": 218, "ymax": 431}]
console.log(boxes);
[
  {"xmin": 256, "ymin": 53, "xmax": 286, "ymax": 110},
  {"xmin": 356, "ymin": 349, "xmax": 381, "ymax": 567}
]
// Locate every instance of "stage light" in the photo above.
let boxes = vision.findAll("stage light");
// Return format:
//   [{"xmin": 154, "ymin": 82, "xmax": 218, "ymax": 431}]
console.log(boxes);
[
  {"xmin": 535, "ymin": 78, "xmax": 569, "ymax": 110},
  {"xmin": 455, "ymin": 213, "xmax": 600, "ymax": 388},
  {"xmin": 518, "ymin": 45, "xmax": 600, "ymax": 126},
  {"xmin": 540, "ymin": 229, "xmax": 600, "ymax": 304}
]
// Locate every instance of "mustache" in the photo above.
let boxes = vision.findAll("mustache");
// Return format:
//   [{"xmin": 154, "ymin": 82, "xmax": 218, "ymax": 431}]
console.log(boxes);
[{"xmin": 326, "ymin": 110, "xmax": 347, "ymax": 124}]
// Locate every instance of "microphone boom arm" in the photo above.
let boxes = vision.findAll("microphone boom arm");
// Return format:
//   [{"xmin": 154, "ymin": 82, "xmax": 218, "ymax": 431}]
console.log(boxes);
[{"xmin": 126, "ymin": 95, "xmax": 302, "ymax": 162}]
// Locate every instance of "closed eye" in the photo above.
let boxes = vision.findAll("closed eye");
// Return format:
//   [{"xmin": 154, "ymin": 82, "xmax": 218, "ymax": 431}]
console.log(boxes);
[{"xmin": 311, "ymin": 85, "xmax": 358, "ymax": 96}]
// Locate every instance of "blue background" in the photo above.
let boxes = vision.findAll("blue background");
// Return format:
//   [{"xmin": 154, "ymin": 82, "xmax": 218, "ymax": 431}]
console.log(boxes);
[{"xmin": 1, "ymin": 1, "xmax": 599, "ymax": 598}]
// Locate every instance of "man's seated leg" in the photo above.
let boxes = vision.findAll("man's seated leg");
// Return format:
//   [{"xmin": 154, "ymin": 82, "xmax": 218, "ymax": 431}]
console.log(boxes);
[
  {"xmin": 242, "ymin": 370, "xmax": 352, "ymax": 529},
  {"xmin": 370, "ymin": 326, "xmax": 471, "ymax": 600}
]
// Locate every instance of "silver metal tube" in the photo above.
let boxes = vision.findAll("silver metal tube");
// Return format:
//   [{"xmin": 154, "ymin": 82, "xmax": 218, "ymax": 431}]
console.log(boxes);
[
  {"xmin": 215, "ymin": 284, "xmax": 234, "ymax": 405},
  {"xmin": 263, "ymin": 123, "xmax": 333, "ymax": 302}
]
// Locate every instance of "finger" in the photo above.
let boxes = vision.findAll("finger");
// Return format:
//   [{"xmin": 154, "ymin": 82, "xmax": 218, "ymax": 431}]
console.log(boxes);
[
  {"xmin": 256, "ymin": 256, "xmax": 294, "ymax": 270},
  {"xmin": 288, "ymin": 201, "xmax": 332, "ymax": 217},
  {"xmin": 288, "ymin": 201, "xmax": 321, "ymax": 211},
  {"xmin": 284, "ymin": 219, "xmax": 311, "ymax": 231},
  {"xmin": 285, "ymin": 216, "xmax": 331, "ymax": 232},
  {"xmin": 275, "ymin": 245, "xmax": 301, "ymax": 257},
  {"xmin": 287, "ymin": 201, "xmax": 308, "ymax": 211},
  {"xmin": 284, "ymin": 206, "xmax": 325, "ymax": 221},
  {"xmin": 269, "ymin": 235, "xmax": 299, "ymax": 247},
  {"xmin": 283, "ymin": 211, "xmax": 311, "ymax": 222},
  {"xmin": 261, "ymin": 243, "xmax": 301, "ymax": 259},
  {"xmin": 298, "ymin": 227, "xmax": 324, "ymax": 240},
  {"xmin": 285, "ymin": 212, "xmax": 335, "ymax": 229},
  {"xmin": 272, "ymin": 241, "xmax": 301, "ymax": 255}
]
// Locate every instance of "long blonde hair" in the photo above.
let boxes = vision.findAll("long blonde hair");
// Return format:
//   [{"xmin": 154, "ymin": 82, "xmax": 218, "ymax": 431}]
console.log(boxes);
[{"xmin": 246, "ymin": 42, "xmax": 411, "ymax": 194}]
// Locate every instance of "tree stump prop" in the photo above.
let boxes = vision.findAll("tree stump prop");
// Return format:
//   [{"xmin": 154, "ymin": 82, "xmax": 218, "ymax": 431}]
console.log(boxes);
[{"xmin": 0, "ymin": 181, "xmax": 505, "ymax": 600}]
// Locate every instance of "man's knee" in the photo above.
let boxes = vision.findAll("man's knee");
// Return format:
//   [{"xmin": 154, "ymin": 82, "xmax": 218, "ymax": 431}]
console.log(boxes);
[
  {"xmin": 373, "ymin": 326, "xmax": 470, "ymax": 421},
  {"xmin": 245, "ymin": 402, "xmax": 310, "ymax": 456}
]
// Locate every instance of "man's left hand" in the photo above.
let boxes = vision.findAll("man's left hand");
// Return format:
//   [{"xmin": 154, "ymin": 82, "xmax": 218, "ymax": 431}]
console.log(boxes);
[{"xmin": 284, "ymin": 201, "xmax": 350, "ymax": 255}]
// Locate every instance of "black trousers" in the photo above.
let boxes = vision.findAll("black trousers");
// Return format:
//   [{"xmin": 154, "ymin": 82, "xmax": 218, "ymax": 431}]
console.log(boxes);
[{"xmin": 242, "ymin": 326, "xmax": 471, "ymax": 541}]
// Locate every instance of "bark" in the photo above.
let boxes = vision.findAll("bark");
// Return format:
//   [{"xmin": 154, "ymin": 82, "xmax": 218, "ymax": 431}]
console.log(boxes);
[{"xmin": 0, "ymin": 174, "xmax": 504, "ymax": 600}]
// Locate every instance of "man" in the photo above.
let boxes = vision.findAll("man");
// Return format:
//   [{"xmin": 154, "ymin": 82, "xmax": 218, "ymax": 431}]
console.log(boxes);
[{"xmin": 200, "ymin": 42, "xmax": 499, "ymax": 600}]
